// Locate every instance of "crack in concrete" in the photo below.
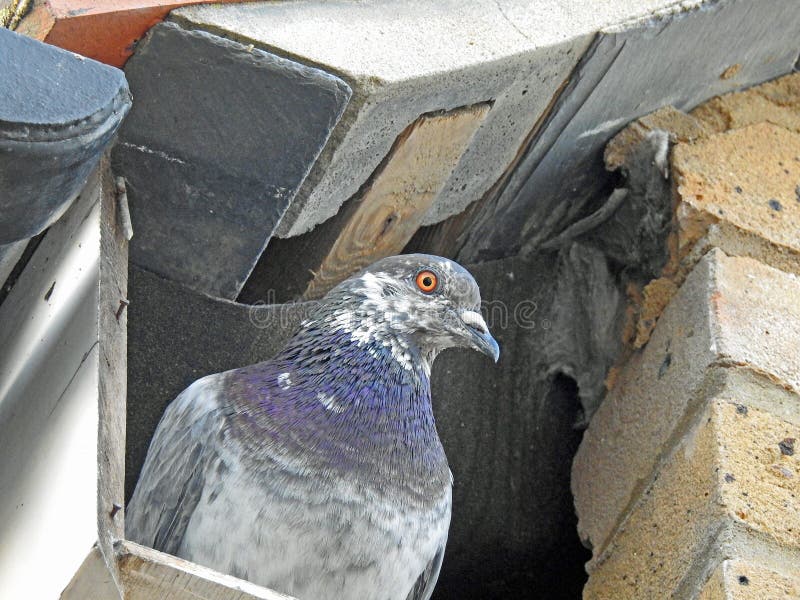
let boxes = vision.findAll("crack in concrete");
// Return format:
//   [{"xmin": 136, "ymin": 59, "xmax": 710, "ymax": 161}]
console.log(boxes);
[{"xmin": 490, "ymin": 0, "xmax": 531, "ymax": 42}]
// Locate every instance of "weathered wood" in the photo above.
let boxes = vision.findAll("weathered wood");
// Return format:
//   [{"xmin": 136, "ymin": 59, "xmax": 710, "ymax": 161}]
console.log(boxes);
[
  {"xmin": 98, "ymin": 160, "xmax": 130, "ymax": 586},
  {"xmin": 116, "ymin": 541, "xmax": 296, "ymax": 600},
  {"xmin": 62, "ymin": 545, "xmax": 121, "ymax": 600},
  {"xmin": 304, "ymin": 103, "xmax": 489, "ymax": 298}
]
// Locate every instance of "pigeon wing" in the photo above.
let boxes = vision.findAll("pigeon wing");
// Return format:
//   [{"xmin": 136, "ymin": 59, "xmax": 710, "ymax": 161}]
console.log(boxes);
[
  {"xmin": 405, "ymin": 542, "xmax": 446, "ymax": 600},
  {"xmin": 126, "ymin": 375, "xmax": 225, "ymax": 555}
]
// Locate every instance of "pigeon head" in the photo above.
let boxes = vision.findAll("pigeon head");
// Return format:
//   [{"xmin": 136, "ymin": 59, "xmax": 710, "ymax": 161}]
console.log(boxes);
[{"xmin": 319, "ymin": 253, "xmax": 500, "ymax": 366}]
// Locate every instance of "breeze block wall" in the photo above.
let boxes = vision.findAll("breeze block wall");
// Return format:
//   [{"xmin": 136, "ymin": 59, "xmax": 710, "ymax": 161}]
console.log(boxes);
[{"xmin": 572, "ymin": 74, "xmax": 800, "ymax": 599}]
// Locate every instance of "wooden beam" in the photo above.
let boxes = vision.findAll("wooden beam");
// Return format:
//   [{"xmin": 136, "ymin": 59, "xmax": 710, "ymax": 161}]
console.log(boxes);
[
  {"xmin": 303, "ymin": 102, "xmax": 489, "ymax": 298},
  {"xmin": 115, "ymin": 541, "xmax": 295, "ymax": 600},
  {"xmin": 61, "ymin": 545, "xmax": 121, "ymax": 600}
]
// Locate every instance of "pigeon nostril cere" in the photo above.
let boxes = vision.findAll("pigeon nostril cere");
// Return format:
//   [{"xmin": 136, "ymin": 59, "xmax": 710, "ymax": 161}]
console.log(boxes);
[{"xmin": 460, "ymin": 310, "xmax": 488, "ymax": 333}]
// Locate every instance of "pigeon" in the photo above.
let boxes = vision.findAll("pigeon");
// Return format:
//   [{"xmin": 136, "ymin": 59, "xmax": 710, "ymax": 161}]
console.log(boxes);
[{"xmin": 126, "ymin": 254, "xmax": 499, "ymax": 600}]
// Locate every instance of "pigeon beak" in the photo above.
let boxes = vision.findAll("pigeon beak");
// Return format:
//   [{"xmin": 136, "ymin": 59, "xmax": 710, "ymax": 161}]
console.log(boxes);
[{"xmin": 458, "ymin": 310, "xmax": 500, "ymax": 363}]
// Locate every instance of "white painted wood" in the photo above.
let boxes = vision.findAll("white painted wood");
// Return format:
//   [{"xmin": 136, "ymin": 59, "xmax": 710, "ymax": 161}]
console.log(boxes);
[
  {"xmin": 0, "ymin": 239, "xmax": 27, "ymax": 290},
  {"xmin": 0, "ymin": 174, "xmax": 102, "ymax": 600}
]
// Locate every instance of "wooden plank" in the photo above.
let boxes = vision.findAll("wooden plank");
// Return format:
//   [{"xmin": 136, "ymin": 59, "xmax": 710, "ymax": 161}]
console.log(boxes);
[
  {"xmin": 303, "ymin": 102, "xmax": 489, "ymax": 298},
  {"xmin": 97, "ymin": 161, "xmax": 130, "ymax": 586},
  {"xmin": 15, "ymin": 0, "xmax": 258, "ymax": 67},
  {"xmin": 61, "ymin": 545, "xmax": 121, "ymax": 600},
  {"xmin": 116, "ymin": 541, "xmax": 296, "ymax": 600}
]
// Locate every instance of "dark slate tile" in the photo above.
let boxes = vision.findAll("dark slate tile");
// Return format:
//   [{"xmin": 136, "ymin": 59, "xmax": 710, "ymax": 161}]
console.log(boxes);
[
  {"xmin": 115, "ymin": 22, "xmax": 352, "ymax": 299},
  {"xmin": 0, "ymin": 27, "xmax": 130, "ymax": 243}
]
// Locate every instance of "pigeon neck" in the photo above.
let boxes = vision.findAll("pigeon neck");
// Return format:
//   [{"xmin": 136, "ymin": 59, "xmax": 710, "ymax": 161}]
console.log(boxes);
[{"xmin": 228, "ymin": 318, "xmax": 449, "ymax": 492}]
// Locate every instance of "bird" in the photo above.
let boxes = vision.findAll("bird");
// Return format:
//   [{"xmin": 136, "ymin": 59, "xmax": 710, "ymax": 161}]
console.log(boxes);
[{"xmin": 126, "ymin": 253, "xmax": 500, "ymax": 600}]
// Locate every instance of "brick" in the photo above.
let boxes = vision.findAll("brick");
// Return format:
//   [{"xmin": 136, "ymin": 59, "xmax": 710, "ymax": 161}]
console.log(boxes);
[
  {"xmin": 697, "ymin": 559, "xmax": 800, "ymax": 599},
  {"xmin": 572, "ymin": 249, "xmax": 800, "ymax": 554},
  {"xmin": 672, "ymin": 122, "xmax": 800, "ymax": 277},
  {"xmin": 691, "ymin": 73, "xmax": 800, "ymax": 134},
  {"xmin": 583, "ymin": 400, "xmax": 800, "ymax": 599}
]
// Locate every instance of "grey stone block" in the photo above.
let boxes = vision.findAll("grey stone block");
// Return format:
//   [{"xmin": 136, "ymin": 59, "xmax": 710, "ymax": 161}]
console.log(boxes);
[
  {"xmin": 459, "ymin": 0, "xmax": 800, "ymax": 262},
  {"xmin": 0, "ymin": 26, "xmax": 130, "ymax": 244},
  {"xmin": 114, "ymin": 22, "xmax": 351, "ymax": 299}
]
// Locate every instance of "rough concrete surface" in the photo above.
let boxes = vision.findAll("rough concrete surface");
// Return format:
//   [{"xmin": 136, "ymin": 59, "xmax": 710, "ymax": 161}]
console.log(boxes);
[
  {"xmin": 460, "ymin": 0, "xmax": 800, "ymax": 262},
  {"xmin": 175, "ymin": 0, "xmax": 691, "ymax": 238},
  {"xmin": 572, "ymin": 249, "xmax": 800, "ymax": 555},
  {"xmin": 114, "ymin": 22, "xmax": 351, "ymax": 299},
  {"xmin": 583, "ymin": 400, "xmax": 800, "ymax": 599}
]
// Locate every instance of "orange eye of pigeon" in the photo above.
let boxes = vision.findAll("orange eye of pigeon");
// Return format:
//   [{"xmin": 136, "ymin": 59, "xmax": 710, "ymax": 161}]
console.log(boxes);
[{"xmin": 415, "ymin": 270, "xmax": 438, "ymax": 293}]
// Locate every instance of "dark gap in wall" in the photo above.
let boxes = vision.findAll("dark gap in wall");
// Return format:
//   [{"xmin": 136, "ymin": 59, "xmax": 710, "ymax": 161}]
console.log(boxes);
[{"xmin": 432, "ymin": 372, "xmax": 590, "ymax": 600}]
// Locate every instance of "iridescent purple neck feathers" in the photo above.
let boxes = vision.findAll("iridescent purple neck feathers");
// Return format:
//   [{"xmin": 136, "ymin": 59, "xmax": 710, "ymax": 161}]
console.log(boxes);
[{"xmin": 224, "ymin": 307, "xmax": 448, "ymax": 495}]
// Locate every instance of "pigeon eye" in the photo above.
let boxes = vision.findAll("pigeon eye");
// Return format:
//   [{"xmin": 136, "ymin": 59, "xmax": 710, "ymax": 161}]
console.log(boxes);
[{"xmin": 415, "ymin": 270, "xmax": 438, "ymax": 294}]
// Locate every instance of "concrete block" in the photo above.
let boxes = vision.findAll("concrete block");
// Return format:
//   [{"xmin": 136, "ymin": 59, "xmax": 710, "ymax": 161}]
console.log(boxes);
[
  {"xmin": 113, "ymin": 22, "xmax": 351, "ymax": 299},
  {"xmin": 0, "ymin": 26, "xmax": 130, "ymax": 244},
  {"xmin": 572, "ymin": 249, "xmax": 800, "ymax": 554},
  {"xmin": 697, "ymin": 559, "xmax": 800, "ymax": 599},
  {"xmin": 174, "ymin": 0, "xmax": 630, "ymax": 236},
  {"xmin": 673, "ymin": 122, "xmax": 800, "ymax": 277},
  {"xmin": 583, "ymin": 400, "xmax": 800, "ymax": 599},
  {"xmin": 459, "ymin": 0, "xmax": 800, "ymax": 262}
]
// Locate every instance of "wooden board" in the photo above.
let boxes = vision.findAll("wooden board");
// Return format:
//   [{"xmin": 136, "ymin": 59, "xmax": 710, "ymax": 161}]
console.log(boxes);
[
  {"xmin": 116, "ymin": 541, "xmax": 296, "ymax": 600},
  {"xmin": 304, "ymin": 103, "xmax": 489, "ymax": 298},
  {"xmin": 404, "ymin": 77, "xmax": 570, "ymax": 259},
  {"xmin": 97, "ymin": 161, "xmax": 130, "ymax": 586},
  {"xmin": 62, "ymin": 545, "xmax": 122, "ymax": 600}
]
